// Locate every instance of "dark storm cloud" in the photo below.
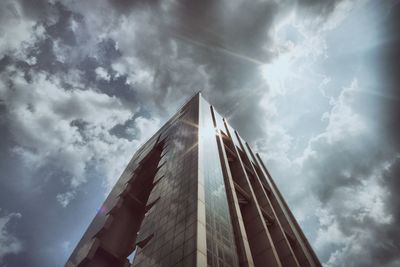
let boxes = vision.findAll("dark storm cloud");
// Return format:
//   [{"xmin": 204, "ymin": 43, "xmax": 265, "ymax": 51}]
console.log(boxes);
[
  {"xmin": 45, "ymin": 2, "xmax": 81, "ymax": 46},
  {"xmin": 172, "ymin": 0, "xmax": 277, "ymax": 62},
  {"xmin": 106, "ymin": 0, "xmax": 161, "ymax": 13},
  {"xmin": 380, "ymin": 1, "xmax": 400, "ymax": 149},
  {"xmin": 77, "ymin": 56, "xmax": 99, "ymax": 83},
  {"xmin": 101, "ymin": 0, "xmax": 283, "ymax": 139},
  {"xmin": 63, "ymin": 0, "xmax": 349, "ymax": 132},
  {"xmin": 297, "ymin": 0, "xmax": 344, "ymax": 16},
  {"xmin": 17, "ymin": 0, "xmax": 53, "ymax": 19},
  {"xmin": 315, "ymin": 156, "xmax": 400, "ymax": 267},
  {"xmin": 28, "ymin": 38, "xmax": 66, "ymax": 73},
  {"xmin": 0, "ymin": 56, "xmax": 12, "ymax": 72},
  {"xmin": 96, "ymin": 38, "xmax": 122, "ymax": 66},
  {"xmin": 380, "ymin": 159, "xmax": 400, "ymax": 253},
  {"xmin": 137, "ymin": 0, "xmax": 348, "ymax": 139},
  {"xmin": 349, "ymin": 2, "xmax": 400, "ymax": 265}
]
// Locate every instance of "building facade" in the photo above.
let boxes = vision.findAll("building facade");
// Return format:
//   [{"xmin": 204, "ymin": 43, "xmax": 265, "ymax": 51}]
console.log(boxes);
[{"xmin": 66, "ymin": 93, "xmax": 321, "ymax": 267}]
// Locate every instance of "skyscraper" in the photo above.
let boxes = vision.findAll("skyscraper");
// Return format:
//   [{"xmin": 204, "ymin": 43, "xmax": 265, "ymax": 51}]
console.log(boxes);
[{"xmin": 66, "ymin": 93, "xmax": 321, "ymax": 267}]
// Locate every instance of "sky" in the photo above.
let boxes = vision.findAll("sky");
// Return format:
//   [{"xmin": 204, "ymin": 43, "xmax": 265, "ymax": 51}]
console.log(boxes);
[{"xmin": 0, "ymin": 0, "xmax": 399, "ymax": 266}]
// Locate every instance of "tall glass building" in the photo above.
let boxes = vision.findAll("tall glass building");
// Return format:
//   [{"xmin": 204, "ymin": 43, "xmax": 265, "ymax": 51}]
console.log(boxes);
[{"xmin": 66, "ymin": 93, "xmax": 321, "ymax": 267}]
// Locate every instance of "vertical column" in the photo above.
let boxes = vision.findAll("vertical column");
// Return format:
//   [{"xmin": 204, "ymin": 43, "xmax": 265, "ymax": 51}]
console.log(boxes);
[
  {"xmin": 198, "ymin": 96, "xmax": 240, "ymax": 267},
  {"xmin": 212, "ymin": 108, "xmax": 254, "ymax": 267},
  {"xmin": 196, "ymin": 94, "xmax": 208, "ymax": 267},
  {"xmin": 251, "ymin": 149, "xmax": 321, "ymax": 267},
  {"xmin": 234, "ymin": 132, "xmax": 300, "ymax": 267},
  {"xmin": 222, "ymin": 120, "xmax": 282, "ymax": 267}
]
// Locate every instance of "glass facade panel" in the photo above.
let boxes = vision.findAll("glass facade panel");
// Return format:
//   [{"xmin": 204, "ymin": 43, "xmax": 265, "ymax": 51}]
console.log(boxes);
[
  {"xmin": 199, "ymin": 97, "xmax": 239, "ymax": 267},
  {"xmin": 133, "ymin": 98, "xmax": 199, "ymax": 266}
]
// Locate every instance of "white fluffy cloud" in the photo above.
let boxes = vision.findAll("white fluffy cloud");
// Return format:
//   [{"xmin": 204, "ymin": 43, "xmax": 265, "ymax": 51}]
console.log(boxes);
[
  {"xmin": 56, "ymin": 191, "xmax": 76, "ymax": 208},
  {"xmin": 128, "ymin": 116, "xmax": 160, "ymax": 145},
  {"xmin": 0, "ymin": 210, "xmax": 23, "ymax": 262},
  {"xmin": 0, "ymin": 67, "xmax": 139, "ymax": 205},
  {"xmin": 322, "ymin": 79, "xmax": 365, "ymax": 144},
  {"xmin": 95, "ymin": 67, "xmax": 111, "ymax": 81}
]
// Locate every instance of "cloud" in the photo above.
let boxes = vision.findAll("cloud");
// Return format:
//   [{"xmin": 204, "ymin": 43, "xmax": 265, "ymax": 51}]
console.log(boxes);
[
  {"xmin": 56, "ymin": 191, "xmax": 76, "ymax": 208},
  {"xmin": 380, "ymin": 0, "xmax": 400, "ymax": 149},
  {"xmin": 128, "ymin": 116, "xmax": 160, "ymax": 144},
  {"xmin": 0, "ymin": 66, "xmax": 138, "ymax": 199},
  {"xmin": 296, "ymin": 0, "xmax": 361, "ymax": 30},
  {"xmin": 0, "ymin": 210, "xmax": 23, "ymax": 263},
  {"xmin": 57, "ymin": 0, "xmax": 281, "ymax": 122},
  {"xmin": 314, "ymin": 160, "xmax": 396, "ymax": 265},
  {"xmin": 292, "ymin": 77, "xmax": 400, "ymax": 266},
  {"xmin": 322, "ymin": 79, "xmax": 365, "ymax": 143},
  {"xmin": 95, "ymin": 67, "xmax": 111, "ymax": 81},
  {"xmin": 0, "ymin": 0, "xmax": 45, "ymax": 60}
]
